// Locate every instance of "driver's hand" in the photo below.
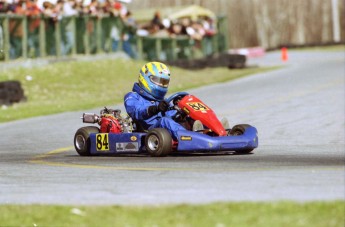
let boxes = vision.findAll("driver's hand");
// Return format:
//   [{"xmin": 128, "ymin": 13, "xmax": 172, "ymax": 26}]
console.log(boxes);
[{"xmin": 158, "ymin": 100, "xmax": 169, "ymax": 113}]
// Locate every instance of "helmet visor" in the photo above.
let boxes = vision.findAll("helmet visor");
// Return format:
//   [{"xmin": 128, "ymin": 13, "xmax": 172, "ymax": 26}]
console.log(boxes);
[{"xmin": 150, "ymin": 75, "xmax": 170, "ymax": 88}]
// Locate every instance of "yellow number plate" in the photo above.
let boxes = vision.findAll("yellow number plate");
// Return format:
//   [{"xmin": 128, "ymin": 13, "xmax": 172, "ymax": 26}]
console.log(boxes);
[{"xmin": 96, "ymin": 133, "xmax": 109, "ymax": 151}]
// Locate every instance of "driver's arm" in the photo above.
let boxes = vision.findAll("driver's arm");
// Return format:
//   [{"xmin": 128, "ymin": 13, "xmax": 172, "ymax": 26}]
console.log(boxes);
[{"xmin": 124, "ymin": 92, "xmax": 152, "ymax": 120}]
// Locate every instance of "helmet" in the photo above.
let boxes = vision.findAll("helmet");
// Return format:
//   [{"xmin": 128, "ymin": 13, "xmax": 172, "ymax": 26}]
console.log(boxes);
[{"xmin": 138, "ymin": 62, "xmax": 171, "ymax": 100}]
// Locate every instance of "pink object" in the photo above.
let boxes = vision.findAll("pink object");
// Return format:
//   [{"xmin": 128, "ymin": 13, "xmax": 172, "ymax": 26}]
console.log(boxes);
[{"xmin": 229, "ymin": 46, "xmax": 266, "ymax": 58}]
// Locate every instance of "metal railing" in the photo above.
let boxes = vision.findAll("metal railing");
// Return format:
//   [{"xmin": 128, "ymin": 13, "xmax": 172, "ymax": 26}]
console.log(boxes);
[{"xmin": 0, "ymin": 14, "xmax": 228, "ymax": 62}]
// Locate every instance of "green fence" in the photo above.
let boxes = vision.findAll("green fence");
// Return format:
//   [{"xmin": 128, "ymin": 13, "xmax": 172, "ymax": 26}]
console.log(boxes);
[{"xmin": 0, "ymin": 14, "xmax": 228, "ymax": 62}]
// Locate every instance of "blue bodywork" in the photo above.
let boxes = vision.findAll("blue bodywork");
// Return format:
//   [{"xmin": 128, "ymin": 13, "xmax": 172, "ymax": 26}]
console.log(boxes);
[
  {"xmin": 176, "ymin": 126, "xmax": 258, "ymax": 152},
  {"xmin": 89, "ymin": 126, "xmax": 258, "ymax": 155},
  {"xmin": 89, "ymin": 132, "xmax": 146, "ymax": 155}
]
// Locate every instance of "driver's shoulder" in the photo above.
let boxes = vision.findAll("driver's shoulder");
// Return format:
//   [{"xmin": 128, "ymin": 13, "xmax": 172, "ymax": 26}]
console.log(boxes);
[
  {"xmin": 124, "ymin": 91, "xmax": 139, "ymax": 100},
  {"xmin": 125, "ymin": 92, "xmax": 153, "ymax": 105}
]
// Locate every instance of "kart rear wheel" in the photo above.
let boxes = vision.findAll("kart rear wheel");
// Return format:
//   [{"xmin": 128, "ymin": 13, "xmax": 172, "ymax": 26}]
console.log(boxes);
[
  {"xmin": 74, "ymin": 126, "xmax": 99, "ymax": 156},
  {"xmin": 145, "ymin": 128, "xmax": 172, "ymax": 157},
  {"xmin": 230, "ymin": 124, "xmax": 254, "ymax": 154}
]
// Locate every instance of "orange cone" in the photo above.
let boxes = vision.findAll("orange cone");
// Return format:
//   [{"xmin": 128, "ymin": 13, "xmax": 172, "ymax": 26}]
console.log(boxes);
[{"xmin": 281, "ymin": 47, "xmax": 288, "ymax": 62}]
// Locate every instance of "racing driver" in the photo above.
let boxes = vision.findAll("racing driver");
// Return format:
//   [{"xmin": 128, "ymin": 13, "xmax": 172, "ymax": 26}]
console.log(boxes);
[{"xmin": 124, "ymin": 62, "xmax": 192, "ymax": 140}]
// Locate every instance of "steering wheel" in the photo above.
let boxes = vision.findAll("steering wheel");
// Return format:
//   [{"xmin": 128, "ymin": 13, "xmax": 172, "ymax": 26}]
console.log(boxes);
[
  {"xmin": 165, "ymin": 92, "xmax": 189, "ymax": 121},
  {"xmin": 165, "ymin": 92, "xmax": 189, "ymax": 106}
]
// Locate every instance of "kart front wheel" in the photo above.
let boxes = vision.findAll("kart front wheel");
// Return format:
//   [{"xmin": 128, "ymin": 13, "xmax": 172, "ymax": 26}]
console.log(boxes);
[
  {"xmin": 145, "ymin": 128, "xmax": 172, "ymax": 157},
  {"xmin": 230, "ymin": 124, "xmax": 254, "ymax": 154},
  {"xmin": 229, "ymin": 124, "xmax": 250, "ymax": 136},
  {"xmin": 74, "ymin": 126, "xmax": 99, "ymax": 156}
]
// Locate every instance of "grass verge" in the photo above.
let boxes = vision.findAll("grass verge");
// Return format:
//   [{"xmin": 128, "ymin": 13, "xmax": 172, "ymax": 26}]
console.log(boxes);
[
  {"xmin": 0, "ymin": 59, "xmax": 278, "ymax": 122},
  {"xmin": 0, "ymin": 201, "xmax": 343, "ymax": 227}
]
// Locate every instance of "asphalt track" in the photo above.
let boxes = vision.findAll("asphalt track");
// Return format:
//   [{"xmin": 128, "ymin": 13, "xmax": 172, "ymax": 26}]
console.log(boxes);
[{"xmin": 0, "ymin": 50, "xmax": 344, "ymax": 205}]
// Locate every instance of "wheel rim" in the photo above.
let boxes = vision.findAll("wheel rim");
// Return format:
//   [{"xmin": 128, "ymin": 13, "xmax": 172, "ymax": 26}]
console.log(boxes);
[
  {"xmin": 232, "ymin": 129, "xmax": 244, "ymax": 136},
  {"xmin": 75, "ymin": 135, "xmax": 86, "ymax": 150},
  {"xmin": 147, "ymin": 135, "xmax": 159, "ymax": 151},
  {"xmin": 234, "ymin": 131, "xmax": 242, "ymax": 135}
]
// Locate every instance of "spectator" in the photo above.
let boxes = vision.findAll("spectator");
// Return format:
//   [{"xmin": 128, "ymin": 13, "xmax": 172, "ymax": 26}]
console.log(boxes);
[
  {"xmin": 101, "ymin": 0, "xmax": 114, "ymax": 15},
  {"xmin": 0, "ymin": 0, "xmax": 10, "ymax": 54},
  {"xmin": 87, "ymin": 0, "xmax": 100, "ymax": 16},
  {"xmin": 202, "ymin": 17, "xmax": 217, "ymax": 36},
  {"xmin": 187, "ymin": 21, "xmax": 205, "ymax": 41},
  {"xmin": 150, "ymin": 11, "xmax": 163, "ymax": 34},
  {"xmin": 167, "ymin": 21, "xmax": 182, "ymax": 37},
  {"xmin": 61, "ymin": 0, "xmax": 78, "ymax": 55},
  {"xmin": 74, "ymin": 0, "xmax": 88, "ymax": 15},
  {"xmin": 0, "ymin": 0, "xmax": 9, "ymax": 13},
  {"xmin": 121, "ymin": 10, "xmax": 136, "ymax": 58},
  {"xmin": 110, "ymin": 0, "xmax": 122, "ymax": 51},
  {"xmin": 111, "ymin": 0, "xmax": 122, "ymax": 16},
  {"xmin": 26, "ymin": 0, "xmax": 41, "ymax": 57},
  {"xmin": 42, "ymin": 1, "xmax": 58, "ymax": 18},
  {"xmin": 8, "ymin": 0, "xmax": 27, "ymax": 58},
  {"xmin": 42, "ymin": 0, "xmax": 59, "ymax": 55},
  {"xmin": 202, "ymin": 17, "xmax": 217, "ymax": 56},
  {"xmin": 62, "ymin": 0, "xmax": 78, "ymax": 16}
]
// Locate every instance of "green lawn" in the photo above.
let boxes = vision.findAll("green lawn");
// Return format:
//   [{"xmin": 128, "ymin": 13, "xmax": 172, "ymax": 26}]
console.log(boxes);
[
  {"xmin": 0, "ymin": 201, "xmax": 343, "ymax": 227},
  {"xmin": 0, "ymin": 58, "xmax": 277, "ymax": 122}
]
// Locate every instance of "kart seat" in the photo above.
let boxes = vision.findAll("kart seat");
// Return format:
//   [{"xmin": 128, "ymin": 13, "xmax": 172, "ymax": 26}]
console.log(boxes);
[{"xmin": 132, "ymin": 119, "xmax": 148, "ymax": 133}]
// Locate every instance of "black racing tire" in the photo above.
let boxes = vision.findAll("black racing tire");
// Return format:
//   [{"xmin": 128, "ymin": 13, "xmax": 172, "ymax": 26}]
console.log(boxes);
[
  {"xmin": 230, "ymin": 124, "xmax": 254, "ymax": 154},
  {"xmin": 229, "ymin": 124, "xmax": 250, "ymax": 136},
  {"xmin": 74, "ymin": 126, "xmax": 99, "ymax": 156},
  {"xmin": 145, "ymin": 128, "xmax": 172, "ymax": 157}
]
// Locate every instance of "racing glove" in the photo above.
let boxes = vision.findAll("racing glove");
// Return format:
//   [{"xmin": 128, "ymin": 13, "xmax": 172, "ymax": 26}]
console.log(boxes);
[
  {"xmin": 158, "ymin": 100, "xmax": 169, "ymax": 112},
  {"xmin": 147, "ymin": 101, "xmax": 169, "ymax": 117}
]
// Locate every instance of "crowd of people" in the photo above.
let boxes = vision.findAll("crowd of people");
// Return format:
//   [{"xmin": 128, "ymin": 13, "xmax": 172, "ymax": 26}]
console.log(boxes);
[
  {"xmin": 141, "ymin": 11, "xmax": 217, "ymax": 42},
  {"xmin": 133, "ymin": 9, "xmax": 217, "ymax": 60},
  {"xmin": 0, "ymin": 0, "xmax": 129, "ymax": 18},
  {"xmin": 0, "ymin": 0, "xmax": 136, "ymax": 58},
  {"xmin": 0, "ymin": 0, "xmax": 217, "ymax": 59}
]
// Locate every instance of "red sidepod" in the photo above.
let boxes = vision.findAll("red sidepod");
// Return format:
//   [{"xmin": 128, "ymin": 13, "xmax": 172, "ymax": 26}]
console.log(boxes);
[
  {"xmin": 99, "ymin": 114, "xmax": 122, "ymax": 133},
  {"xmin": 178, "ymin": 95, "xmax": 227, "ymax": 136}
]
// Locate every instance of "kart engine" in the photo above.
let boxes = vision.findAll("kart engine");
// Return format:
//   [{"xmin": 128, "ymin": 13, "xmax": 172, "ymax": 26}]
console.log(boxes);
[{"xmin": 82, "ymin": 107, "xmax": 132, "ymax": 133}]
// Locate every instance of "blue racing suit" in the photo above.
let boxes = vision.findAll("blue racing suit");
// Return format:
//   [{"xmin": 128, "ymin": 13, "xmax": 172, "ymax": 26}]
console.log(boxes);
[{"xmin": 124, "ymin": 83, "xmax": 186, "ymax": 140}]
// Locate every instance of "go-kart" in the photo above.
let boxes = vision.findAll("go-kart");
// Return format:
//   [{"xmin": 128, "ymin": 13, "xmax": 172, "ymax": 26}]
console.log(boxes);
[{"xmin": 74, "ymin": 92, "xmax": 258, "ymax": 157}]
